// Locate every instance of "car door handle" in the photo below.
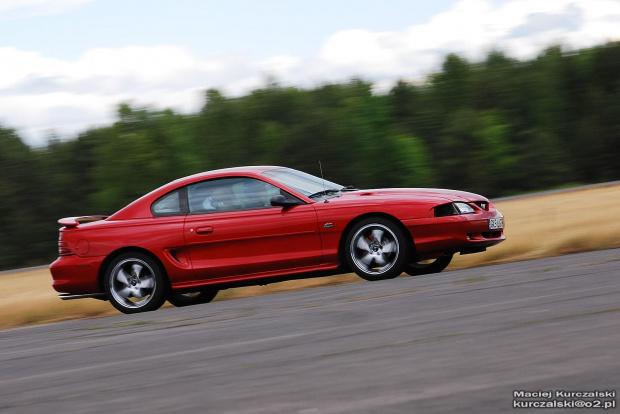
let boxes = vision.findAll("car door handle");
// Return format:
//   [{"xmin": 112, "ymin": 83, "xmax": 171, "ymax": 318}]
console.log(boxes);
[{"xmin": 196, "ymin": 226, "xmax": 213, "ymax": 234}]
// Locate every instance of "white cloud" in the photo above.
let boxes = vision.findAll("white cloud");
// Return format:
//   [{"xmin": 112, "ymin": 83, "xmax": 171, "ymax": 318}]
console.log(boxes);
[
  {"xmin": 2, "ymin": 0, "xmax": 620, "ymax": 146},
  {"xmin": 0, "ymin": 44, "xmax": 264, "ymax": 144},
  {"xmin": 319, "ymin": 0, "xmax": 620, "ymax": 74},
  {"xmin": 255, "ymin": 55, "xmax": 303, "ymax": 80}
]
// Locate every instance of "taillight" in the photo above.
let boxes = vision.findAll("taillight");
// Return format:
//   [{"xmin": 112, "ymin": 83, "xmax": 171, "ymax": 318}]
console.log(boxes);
[{"xmin": 58, "ymin": 234, "xmax": 73, "ymax": 255}]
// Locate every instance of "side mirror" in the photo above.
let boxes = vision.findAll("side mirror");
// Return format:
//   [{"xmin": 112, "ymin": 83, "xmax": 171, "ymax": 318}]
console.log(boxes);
[{"xmin": 270, "ymin": 195, "xmax": 301, "ymax": 208}]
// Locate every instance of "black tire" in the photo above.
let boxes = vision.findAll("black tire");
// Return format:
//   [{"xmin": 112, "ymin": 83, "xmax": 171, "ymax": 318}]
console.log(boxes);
[
  {"xmin": 405, "ymin": 254, "xmax": 453, "ymax": 276},
  {"xmin": 168, "ymin": 289, "xmax": 218, "ymax": 307},
  {"xmin": 345, "ymin": 217, "xmax": 408, "ymax": 281},
  {"xmin": 104, "ymin": 252, "xmax": 168, "ymax": 314}
]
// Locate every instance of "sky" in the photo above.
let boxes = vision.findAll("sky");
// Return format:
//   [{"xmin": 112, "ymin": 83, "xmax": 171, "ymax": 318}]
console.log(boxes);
[{"xmin": 1, "ymin": 0, "xmax": 620, "ymax": 147}]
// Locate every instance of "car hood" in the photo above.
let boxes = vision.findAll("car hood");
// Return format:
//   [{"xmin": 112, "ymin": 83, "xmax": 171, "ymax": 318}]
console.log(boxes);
[{"xmin": 337, "ymin": 188, "xmax": 487, "ymax": 203}]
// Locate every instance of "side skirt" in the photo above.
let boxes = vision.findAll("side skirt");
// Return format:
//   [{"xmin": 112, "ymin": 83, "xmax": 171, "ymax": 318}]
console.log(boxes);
[{"xmin": 59, "ymin": 293, "xmax": 108, "ymax": 301}]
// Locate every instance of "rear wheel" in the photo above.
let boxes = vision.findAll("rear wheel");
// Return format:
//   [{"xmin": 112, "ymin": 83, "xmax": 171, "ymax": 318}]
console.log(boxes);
[
  {"xmin": 405, "ymin": 254, "xmax": 453, "ymax": 276},
  {"xmin": 168, "ymin": 289, "xmax": 218, "ymax": 307},
  {"xmin": 345, "ymin": 217, "xmax": 408, "ymax": 281},
  {"xmin": 104, "ymin": 252, "xmax": 167, "ymax": 314}
]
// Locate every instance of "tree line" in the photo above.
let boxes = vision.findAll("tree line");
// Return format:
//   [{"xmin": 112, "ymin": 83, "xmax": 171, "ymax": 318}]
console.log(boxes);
[{"xmin": 1, "ymin": 42, "xmax": 619, "ymax": 270}]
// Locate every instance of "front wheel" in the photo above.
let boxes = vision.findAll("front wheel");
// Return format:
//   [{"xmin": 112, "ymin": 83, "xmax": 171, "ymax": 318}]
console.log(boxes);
[
  {"xmin": 345, "ymin": 217, "xmax": 408, "ymax": 281},
  {"xmin": 404, "ymin": 254, "xmax": 453, "ymax": 276},
  {"xmin": 104, "ymin": 252, "xmax": 167, "ymax": 314},
  {"xmin": 168, "ymin": 289, "xmax": 218, "ymax": 307}
]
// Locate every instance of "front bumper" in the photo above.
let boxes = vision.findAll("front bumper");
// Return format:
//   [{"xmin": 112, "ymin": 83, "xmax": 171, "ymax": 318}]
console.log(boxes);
[{"xmin": 404, "ymin": 211, "xmax": 505, "ymax": 259}]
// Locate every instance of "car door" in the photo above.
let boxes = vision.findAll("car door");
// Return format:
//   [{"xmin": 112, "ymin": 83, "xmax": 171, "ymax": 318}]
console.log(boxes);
[{"xmin": 183, "ymin": 177, "xmax": 322, "ymax": 280}]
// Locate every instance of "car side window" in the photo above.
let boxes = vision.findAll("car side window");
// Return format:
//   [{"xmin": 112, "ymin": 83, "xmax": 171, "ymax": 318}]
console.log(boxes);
[
  {"xmin": 187, "ymin": 177, "xmax": 294, "ymax": 214},
  {"xmin": 152, "ymin": 190, "xmax": 182, "ymax": 216}
]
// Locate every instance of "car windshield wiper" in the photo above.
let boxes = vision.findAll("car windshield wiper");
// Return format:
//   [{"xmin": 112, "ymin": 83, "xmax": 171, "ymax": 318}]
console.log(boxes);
[
  {"xmin": 308, "ymin": 189, "xmax": 341, "ymax": 198},
  {"xmin": 340, "ymin": 185, "xmax": 358, "ymax": 191}
]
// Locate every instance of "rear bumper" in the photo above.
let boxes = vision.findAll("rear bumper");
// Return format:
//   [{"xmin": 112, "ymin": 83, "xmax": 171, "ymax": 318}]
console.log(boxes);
[{"xmin": 50, "ymin": 255, "xmax": 105, "ymax": 294}]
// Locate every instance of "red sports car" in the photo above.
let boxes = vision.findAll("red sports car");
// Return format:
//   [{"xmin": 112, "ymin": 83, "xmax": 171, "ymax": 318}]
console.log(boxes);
[{"xmin": 50, "ymin": 166, "xmax": 505, "ymax": 313}]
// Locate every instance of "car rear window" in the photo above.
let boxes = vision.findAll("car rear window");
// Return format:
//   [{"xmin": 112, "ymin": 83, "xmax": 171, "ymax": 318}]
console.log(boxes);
[{"xmin": 152, "ymin": 190, "xmax": 182, "ymax": 216}]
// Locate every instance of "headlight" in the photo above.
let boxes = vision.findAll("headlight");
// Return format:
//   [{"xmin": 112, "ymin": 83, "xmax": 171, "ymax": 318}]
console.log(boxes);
[
  {"xmin": 434, "ymin": 202, "xmax": 476, "ymax": 217},
  {"xmin": 454, "ymin": 202, "xmax": 475, "ymax": 214}
]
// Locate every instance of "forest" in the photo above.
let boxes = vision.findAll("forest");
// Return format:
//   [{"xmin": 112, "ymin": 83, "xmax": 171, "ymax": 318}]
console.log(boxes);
[{"xmin": 1, "ymin": 42, "xmax": 619, "ymax": 270}]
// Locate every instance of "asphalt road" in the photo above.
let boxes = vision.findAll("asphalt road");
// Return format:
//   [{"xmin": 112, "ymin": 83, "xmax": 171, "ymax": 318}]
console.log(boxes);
[{"xmin": 1, "ymin": 249, "xmax": 619, "ymax": 413}]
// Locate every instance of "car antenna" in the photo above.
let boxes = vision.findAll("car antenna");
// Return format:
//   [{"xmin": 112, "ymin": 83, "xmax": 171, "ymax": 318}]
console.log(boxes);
[{"xmin": 319, "ymin": 160, "xmax": 329, "ymax": 203}]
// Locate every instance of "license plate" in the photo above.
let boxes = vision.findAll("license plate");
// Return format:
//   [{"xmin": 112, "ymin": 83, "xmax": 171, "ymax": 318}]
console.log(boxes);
[{"xmin": 489, "ymin": 217, "xmax": 503, "ymax": 230}]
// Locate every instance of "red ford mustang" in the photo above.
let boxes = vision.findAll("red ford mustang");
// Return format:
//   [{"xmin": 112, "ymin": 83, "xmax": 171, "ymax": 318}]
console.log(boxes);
[{"xmin": 50, "ymin": 166, "xmax": 505, "ymax": 314}]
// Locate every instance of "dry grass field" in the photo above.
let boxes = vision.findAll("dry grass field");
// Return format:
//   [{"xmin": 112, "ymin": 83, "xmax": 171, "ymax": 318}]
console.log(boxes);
[
  {"xmin": 2, "ymin": 183, "xmax": 619, "ymax": 330},
  {"xmin": 450, "ymin": 183, "xmax": 620, "ymax": 269}
]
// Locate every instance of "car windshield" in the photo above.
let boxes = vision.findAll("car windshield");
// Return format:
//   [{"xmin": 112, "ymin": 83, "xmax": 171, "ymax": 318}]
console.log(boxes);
[{"xmin": 263, "ymin": 168, "xmax": 342, "ymax": 197}]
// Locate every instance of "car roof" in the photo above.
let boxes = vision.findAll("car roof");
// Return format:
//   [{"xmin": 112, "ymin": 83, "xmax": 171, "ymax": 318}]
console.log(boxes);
[
  {"xmin": 107, "ymin": 166, "xmax": 290, "ymax": 220},
  {"xmin": 173, "ymin": 165, "xmax": 280, "ymax": 186}
]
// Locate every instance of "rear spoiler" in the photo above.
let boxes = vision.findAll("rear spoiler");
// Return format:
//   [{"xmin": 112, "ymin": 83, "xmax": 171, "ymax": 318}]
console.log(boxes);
[{"xmin": 58, "ymin": 215, "xmax": 108, "ymax": 229}]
